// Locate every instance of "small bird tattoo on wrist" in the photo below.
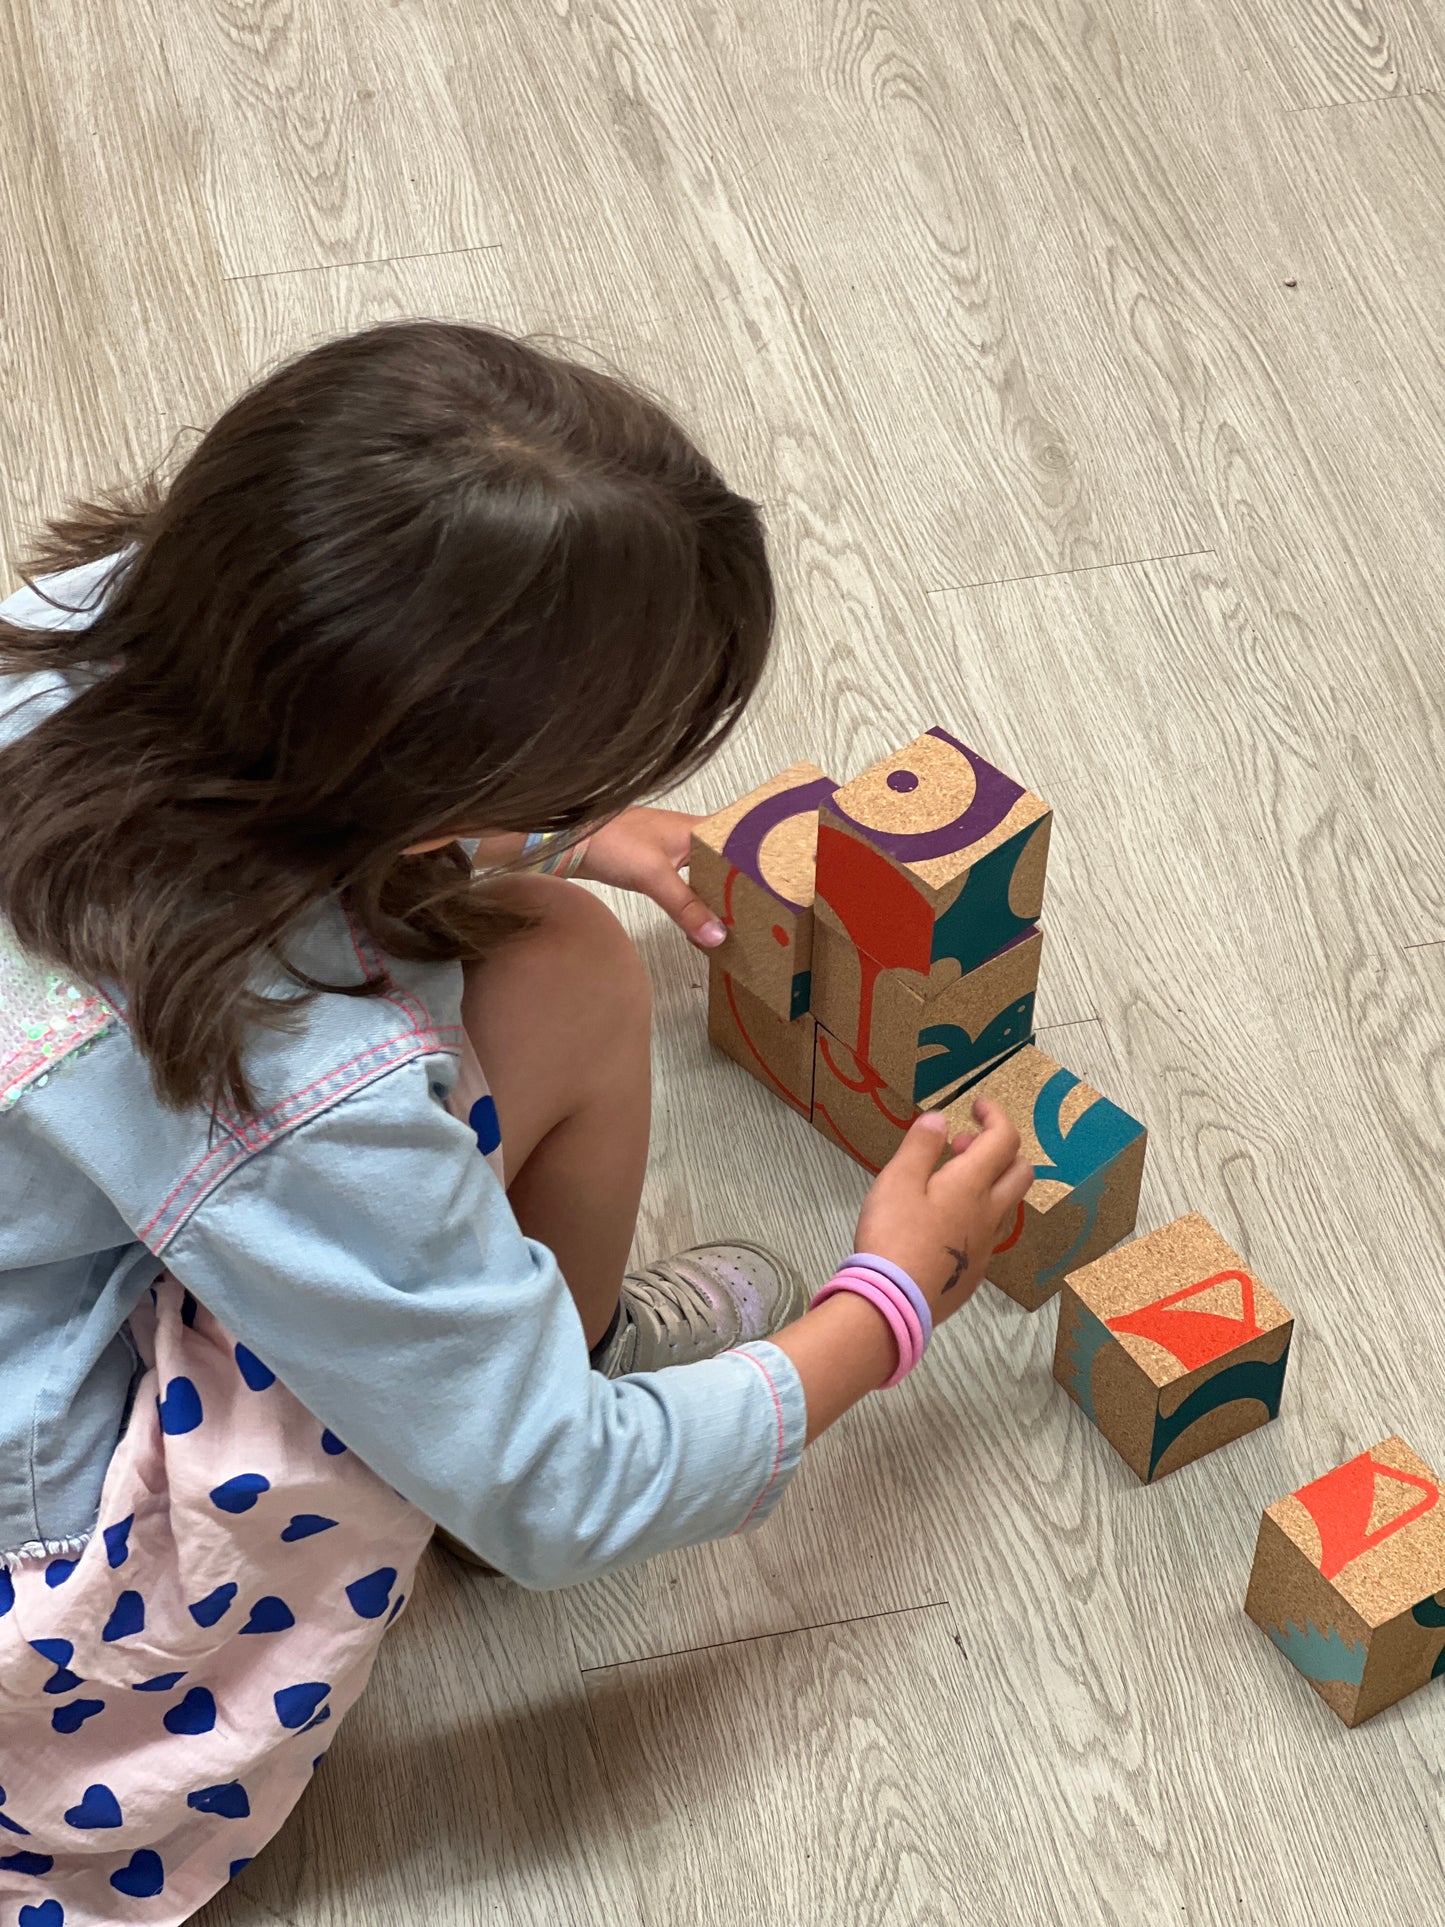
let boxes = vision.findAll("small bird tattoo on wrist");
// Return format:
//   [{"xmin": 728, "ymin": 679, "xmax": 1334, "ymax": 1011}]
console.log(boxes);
[{"xmin": 941, "ymin": 1245, "xmax": 970, "ymax": 1293}]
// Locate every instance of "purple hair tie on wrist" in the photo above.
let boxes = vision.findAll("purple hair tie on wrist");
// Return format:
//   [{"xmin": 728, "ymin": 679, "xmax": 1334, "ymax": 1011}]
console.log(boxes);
[{"xmin": 847, "ymin": 1253, "xmax": 933, "ymax": 1347}]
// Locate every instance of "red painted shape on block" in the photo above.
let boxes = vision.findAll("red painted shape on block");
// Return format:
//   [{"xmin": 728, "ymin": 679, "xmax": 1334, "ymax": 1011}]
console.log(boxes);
[
  {"xmin": 816, "ymin": 824, "xmax": 932, "ymax": 976},
  {"xmin": 723, "ymin": 975, "xmax": 806, "ymax": 1116},
  {"xmin": 1106, "ymin": 1270, "xmax": 1264, "ymax": 1373},
  {"xmin": 811, "ymin": 1101, "xmax": 882, "ymax": 1175},
  {"xmin": 992, "ymin": 1201, "xmax": 1026, "ymax": 1254},
  {"xmin": 771, "ymin": 924, "xmax": 789, "ymax": 947},
  {"xmin": 816, "ymin": 1033, "xmax": 913, "ymax": 1128},
  {"xmin": 1293, "ymin": 1451, "xmax": 1440, "ymax": 1581}
]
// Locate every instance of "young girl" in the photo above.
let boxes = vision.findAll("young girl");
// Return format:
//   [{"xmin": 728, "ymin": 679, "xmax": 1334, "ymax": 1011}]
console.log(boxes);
[{"xmin": 0, "ymin": 321, "xmax": 1032, "ymax": 1926}]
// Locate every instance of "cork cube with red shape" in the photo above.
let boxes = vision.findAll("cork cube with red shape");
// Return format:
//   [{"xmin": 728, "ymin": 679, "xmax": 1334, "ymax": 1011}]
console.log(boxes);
[
  {"xmin": 810, "ymin": 1028, "xmax": 916, "ymax": 1173},
  {"xmin": 690, "ymin": 761, "xmax": 837, "ymax": 1023},
  {"xmin": 967, "ymin": 1043, "xmax": 1147, "ymax": 1312},
  {"xmin": 814, "ymin": 728, "xmax": 1052, "ymax": 999},
  {"xmin": 706, "ymin": 964, "xmax": 815, "ymax": 1117},
  {"xmin": 1245, "ymin": 1436, "xmax": 1445, "ymax": 1726},
  {"xmin": 811, "ymin": 913, "xmax": 1040, "ymax": 1108},
  {"xmin": 1053, "ymin": 1213, "xmax": 1293, "ymax": 1483}
]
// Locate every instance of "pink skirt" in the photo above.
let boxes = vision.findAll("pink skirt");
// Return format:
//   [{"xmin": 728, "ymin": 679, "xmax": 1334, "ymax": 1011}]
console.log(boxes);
[{"xmin": 0, "ymin": 1038, "xmax": 503, "ymax": 1926}]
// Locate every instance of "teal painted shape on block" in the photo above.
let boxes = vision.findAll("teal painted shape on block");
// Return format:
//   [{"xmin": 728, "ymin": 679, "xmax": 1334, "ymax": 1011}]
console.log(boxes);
[
  {"xmin": 1032, "ymin": 1071, "xmax": 1145, "ymax": 1188},
  {"xmin": 789, "ymin": 971, "xmax": 812, "ymax": 1021},
  {"xmin": 914, "ymin": 994, "xmax": 1036, "ymax": 1102},
  {"xmin": 1036, "ymin": 1163, "xmax": 1111, "ymax": 1293},
  {"xmin": 929, "ymin": 824, "xmax": 1041, "ymax": 978},
  {"xmin": 1410, "ymin": 1593, "xmax": 1445, "ymax": 1678},
  {"xmin": 1145, "ymin": 1348, "xmax": 1290, "ymax": 1479},
  {"xmin": 1269, "ymin": 1619, "xmax": 1367, "ymax": 1687},
  {"xmin": 1059, "ymin": 1300, "xmax": 1112, "ymax": 1424}
]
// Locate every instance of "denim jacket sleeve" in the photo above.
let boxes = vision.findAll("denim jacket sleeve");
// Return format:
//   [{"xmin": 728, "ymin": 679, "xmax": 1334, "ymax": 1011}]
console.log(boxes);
[{"xmin": 159, "ymin": 1055, "xmax": 808, "ymax": 1589}]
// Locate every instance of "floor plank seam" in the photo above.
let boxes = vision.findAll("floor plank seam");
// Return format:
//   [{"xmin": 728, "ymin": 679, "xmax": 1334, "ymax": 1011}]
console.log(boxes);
[
  {"xmin": 924, "ymin": 547, "xmax": 1215, "ymax": 600},
  {"xmin": 223, "ymin": 240, "xmax": 506, "ymax": 285},
  {"xmin": 1282, "ymin": 88, "xmax": 1440, "ymax": 118},
  {"xmin": 577, "ymin": 1598, "xmax": 946, "ymax": 1673}
]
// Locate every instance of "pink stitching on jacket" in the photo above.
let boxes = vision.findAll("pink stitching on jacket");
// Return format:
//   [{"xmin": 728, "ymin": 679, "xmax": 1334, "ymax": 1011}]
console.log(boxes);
[
  {"xmin": 728, "ymin": 1350, "xmax": 788, "ymax": 1534},
  {"xmin": 139, "ymin": 1026, "xmax": 460, "ymax": 1247}
]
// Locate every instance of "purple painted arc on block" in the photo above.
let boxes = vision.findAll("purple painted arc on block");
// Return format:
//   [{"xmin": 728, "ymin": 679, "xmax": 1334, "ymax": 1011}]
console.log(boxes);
[
  {"xmin": 720, "ymin": 775, "xmax": 837, "ymax": 910},
  {"xmin": 830, "ymin": 732, "xmax": 1025, "ymax": 864}
]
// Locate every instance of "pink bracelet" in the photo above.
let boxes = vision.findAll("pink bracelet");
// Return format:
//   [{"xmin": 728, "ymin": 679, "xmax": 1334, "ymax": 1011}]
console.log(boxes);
[
  {"xmin": 810, "ymin": 1273, "xmax": 921, "ymax": 1389},
  {"xmin": 835, "ymin": 1267, "xmax": 924, "ymax": 1370}
]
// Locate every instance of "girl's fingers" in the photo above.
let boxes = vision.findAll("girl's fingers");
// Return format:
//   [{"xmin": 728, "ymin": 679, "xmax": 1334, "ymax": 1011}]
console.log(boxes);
[
  {"xmin": 950, "ymin": 1099, "xmax": 1023, "ymax": 1183},
  {"xmin": 990, "ymin": 1154, "xmax": 1036, "ymax": 1216},
  {"xmin": 880, "ymin": 1110, "xmax": 951, "ymax": 1186},
  {"xmin": 644, "ymin": 859, "xmax": 727, "ymax": 947}
]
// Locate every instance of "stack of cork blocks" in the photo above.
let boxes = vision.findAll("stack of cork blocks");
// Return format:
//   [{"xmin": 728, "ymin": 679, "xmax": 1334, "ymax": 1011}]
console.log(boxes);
[
  {"xmin": 692, "ymin": 722, "xmax": 1442, "ymax": 1729},
  {"xmin": 692, "ymin": 727, "xmax": 1147, "ymax": 1312}
]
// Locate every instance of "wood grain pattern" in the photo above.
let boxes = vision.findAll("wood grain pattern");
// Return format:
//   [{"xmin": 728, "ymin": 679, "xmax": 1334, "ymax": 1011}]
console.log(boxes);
[{"xmin": 5, "ymin": 0, "xmax": 1445, "ymax": 1921}]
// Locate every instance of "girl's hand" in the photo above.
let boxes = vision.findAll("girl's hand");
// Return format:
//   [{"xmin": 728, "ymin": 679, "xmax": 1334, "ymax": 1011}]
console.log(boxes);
[
  {"xmin": 578, "ymin": 808, "xmax": 728, "ymax": 951},
  {"xmin": 854, "ymin": 1101, "xmax": 1035, "ymax": 1327}
]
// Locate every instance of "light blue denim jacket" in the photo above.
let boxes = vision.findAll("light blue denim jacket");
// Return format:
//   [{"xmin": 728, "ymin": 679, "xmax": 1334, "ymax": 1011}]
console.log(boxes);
[{"xmin": 0, "ymin": 560, "xmax": 806, "ymax": 1582}]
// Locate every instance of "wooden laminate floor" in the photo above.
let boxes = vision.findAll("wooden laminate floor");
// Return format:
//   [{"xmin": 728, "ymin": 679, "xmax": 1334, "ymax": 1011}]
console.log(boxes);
[{"xmin": 3, "ymin": 2, "xmax": 1443, "ymax": 1921}]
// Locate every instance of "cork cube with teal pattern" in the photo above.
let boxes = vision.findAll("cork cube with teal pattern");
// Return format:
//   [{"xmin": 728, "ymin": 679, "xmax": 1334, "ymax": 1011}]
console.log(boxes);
[
  {"xmin": 967, "ymin": 1043, "xmax": 1147, "ymax": 1312},
  {"xmin": 1054, "ymin": 1213, "xmax": 1293, "ymax": 1483},
  {"xmin": 813, "ymin": 728, "xmax": 1051, "ymax": 999},
  {"xmin": 1245, "ymin": 1436, "xmax": 1445, "ymax": 1726}
]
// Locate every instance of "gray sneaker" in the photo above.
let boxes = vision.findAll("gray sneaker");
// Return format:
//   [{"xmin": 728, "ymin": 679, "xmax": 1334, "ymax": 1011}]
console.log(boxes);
[{"xmin": 591, "ymin": 1241, "xmax": 805, "ymax": 1378}]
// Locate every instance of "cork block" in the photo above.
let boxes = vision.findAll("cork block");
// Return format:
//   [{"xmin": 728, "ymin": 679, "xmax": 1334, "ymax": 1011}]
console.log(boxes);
[
  {"xmin": 814, "ymin": 728, "xmax": 1051, "ymax": 995},
  {"xmin": 690, "ymin": 761, "xmax": 837, "ymax": 1022},
  {"xmin": 810, "ymin": 1029, "xmax": 916, "ymax": 1174},
  {"xmin": 1245, "ymin": 1436, "xmax": 1445, "ymax": 1726},
  {"xmin": 811, "ymin": 915, "xmax": 1040, "ymax": 1107},
  {"xmin": 707, "ymin": 962, "xmax": 815, "ymax": 1117},
  {"xmin": 968, "ymin": 1044, "xmax": 1146, "ymax": 1312},
  {"xmin": 1053, "ymin": 1213, "xmax": 1293, "ymax": 1482}
]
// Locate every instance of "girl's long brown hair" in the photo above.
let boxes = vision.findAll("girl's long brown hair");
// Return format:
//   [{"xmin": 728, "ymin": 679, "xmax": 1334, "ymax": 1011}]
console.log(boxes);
[{"xmin": 0, "ymin": 322, "xmax": 773, "ymax": 1114}]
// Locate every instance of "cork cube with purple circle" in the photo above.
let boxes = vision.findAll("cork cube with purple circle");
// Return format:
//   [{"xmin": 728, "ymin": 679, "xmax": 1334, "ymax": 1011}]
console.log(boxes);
[
  {"xmin": 690, "ymin": 760, "xmax": 838, "ymax": 1023},
  {"xmin": 813, "ymin": 729, "xmax": 1052, "ymax": 997}
]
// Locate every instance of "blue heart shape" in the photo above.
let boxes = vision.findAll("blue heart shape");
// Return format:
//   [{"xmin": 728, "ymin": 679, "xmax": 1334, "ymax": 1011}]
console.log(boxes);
[
  {"xmin": 44, "ymin": 1558, "xmax": 78, "ymax": 1588},
  {"xmin": 468, "ymin": 1092, "xmax": 502, "ymax": 1155},
  {"xmin": 163, "ymin": 1687, "xmax": 217, "ymax": 1736},
  {"xmin": 344, "ymin": 1567, "xmax": 397, "ymax": 1620},
  {"xmin": 132, "ymin": 1670, "xmax": 186, "ymax": 1693},
  {"xmin": 186, "ymin": 1780, "xmax": 250, "ymax": 1819},
  {"xmin": 387, "ymin": 1591, "xmax": 407, "ymax": 1625},
  {"xmin": 239, "ymin": 1595, "xmax": 295, "ymax": 1635},
  {"xmin": 51, "ymin": 1698, "xmax": 105, "ymax": 1735},
  {"xmin": 300, "ymin": 1704, "xmax": 332, "ymax": 1734},
  {"xmin": 187, "ymin": 1582, "xmax": 238, "ymax": 1627},
  {"xmin": 234, "ymin": 1343, "xmax": 276, "ymax": 1391},
  {"xmin": 320, "ymin": 1428, "xmax": 347, "ymax": 1456},
  {"xmin": 102, "ymin": 1515, "xmax": 133, "ymax": 1568},
  {"xmin": 63, "ymin": 1783, "xmax": 123, "ymax": 1830},
  {"xmin": 230, "ymin": 1858, "xmax": 253, "ymax": 1878},
  {"xmin": 0, "ymin": 1567, "xmax": 13, "ymax": 1615},
  {"xmin": 4, "ymin": 1851, "xmax": 54, "ymax": 1876},
  {"xmin": 280, "ymin": 1513, "xmax": 336, "ymax": 1542},
  {"xmin": 101, "ymin": 1589, "xmax": 145, "ymax": 1642},
  {"xmin": 0, "ymin": 1809, "xmax": 32, "ymax": 1836},
  {"xmin": 18, "ymin": 1896, "xmax": 64, "ymax": 1925},
  {"xmin": 156, "ymin": 1376, "xmax": 203, "ymax": 1435},
  {"xmin": 209, "ymin": 1473, "xmax": 271, "ymax": 1514},
  {"xmin": 29, "ymin": 1638, "xmax": 72, "ymax": 1665},
  {"xmin": 274, "ymin": 1680, "xmax": 330, "ymax": 1729},
  {"xmin": 109, "ymin": 1848, "xmax": 164, "ymax": 1899}
]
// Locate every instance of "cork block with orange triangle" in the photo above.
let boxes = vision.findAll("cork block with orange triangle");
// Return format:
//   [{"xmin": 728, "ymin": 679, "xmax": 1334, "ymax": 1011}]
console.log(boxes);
[
  {"xmin": 1245, "ymin": 1436, "xmax": 1445, "ymax": 1726},
  {"xmin": 1053, "ymin": 1213, "xmax": 1293, "ymax": 1481}
]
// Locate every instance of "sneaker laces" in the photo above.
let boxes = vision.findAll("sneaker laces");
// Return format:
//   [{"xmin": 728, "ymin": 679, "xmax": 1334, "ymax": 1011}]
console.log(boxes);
[{"xmin": 621, "ymin": 1258, "xmax": 717, "ymax": 1353}]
